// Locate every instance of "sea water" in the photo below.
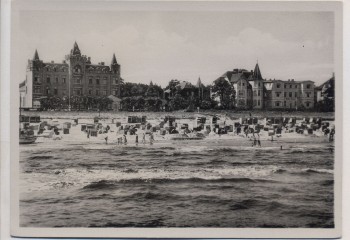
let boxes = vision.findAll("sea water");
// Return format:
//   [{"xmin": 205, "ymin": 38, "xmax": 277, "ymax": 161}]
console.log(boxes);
[{"xmin": 20, "ymin": 137, "xmax": 334, "ymax": 228}]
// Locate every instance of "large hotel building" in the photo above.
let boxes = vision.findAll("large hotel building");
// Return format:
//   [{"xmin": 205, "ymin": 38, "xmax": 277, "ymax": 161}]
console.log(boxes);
[{"xmin": 20, "ymin": 42, "xmax": 122, "ymax": 108}]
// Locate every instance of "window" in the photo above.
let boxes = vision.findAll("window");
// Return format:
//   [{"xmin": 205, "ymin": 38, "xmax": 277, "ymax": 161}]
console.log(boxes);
[
  {"xmin": 96, "ymin": 79, "xmax": 100, "ymax": 85},
  {"xmin": 275, "ymin": 101, "xmax": 280, "ymax": 107},
  {"xmin": 284, "ymin": 84, "xmax": 287, "ymax": 88},
  {"xmin": 295, "ymin": 85, "xmax": 297, "ymax": 88},
  {"xmin": 258, "ymin": 82, "xmax": 261, "ymax": 87},
  {"xmin": 238, "ymin": 90, "xmax": 243, "ymax": 96},
  {"xmin": 258, "ymin": 90, "xmax": 260, "ymax": 96},
  {"xmin": 276, "ymin": 92, "xmax": 281, "ymax": 97},
  {"xmin": 47, "ymin": 77, "xmax": 51, "ymax": 83},
  {"xmin": 306, "ymin": 84, "xmax": 311, "ymax": 89},
  {"xmin": 102, "ymin": 90, "xmax": 107, "ymax": 96},
  {"xmin": 34, "ymin": 87, "xmax": 41, "ymax": 93},
  {"xmin": 112, "ymin": 90, "xmax": 117, "ymax": 95},
  {"xmin": 46, "ymin": 88, "xmax": 50, "ymax": 95},
  {"xmin": 102, "ymin": 77, "xmax": 108, "ymax": 85},
  {"xmin": 258, "ymin": 100, "xmax": 260, "ymax": 106},
  {"xmin": 306, "ymin": 102, "xmax": 310, "ymax": 107},
  {"xmin": 306, "ymin": 92, "xmax": 311, "ymax": 98},
  {"xmin": 54, "ymin": 68, "xmax": 57, "ymax": 72},
  {"xmin": 56, "ymin": 77, "xmax": 59, "ymax": 83},
  {"xmin": 88, "ymin": 89, "xmax": 92, "ymax": 95},
  {"xmin": 295, "ymin": 92, "xmax": 297, "ymax": 97},
  {"xmin": 54, "ymin": 88, "xmax": 58, "ymax": 95},
  {"xmin": 63, "ymin": 90, "xmax": 66, "ymax": 96},
  {"xmin": 74, "ymin": 89, "xmax": 82, "ymax": 95},
  {"xmin": 62, "ymin": 78, "xmax": 66, "ymax": 84},
  {"xmin": 96, "ymin": 90, "xmax": 99, "ymax": 96},
  {"xmin": 284, "ymin": 92, "xmax": 286, "ymax": 97},
  {"xmin": 74, "ymin": 65, "xmax": 82, "ymax": 73},
  {"xmin": 242, "ymin": 83, "xmax": 245, "ymax": 87},
  {"xmin": 289, "ymin": 92, "xmax": 292, "ymax": 97},
  {"xmin": 284, "ymin": 101, "xmax": 286, "ymax": 107},
  {"xmin": 89, "ymin": 78, "xmax": 93, "ymax": 84},
  {"xmin": 34, "ymin": 77, "xmax": 40, "ymax": 83},
  {"xmin": 290, "ymin": 84, "xmax": 292, "ymax": 88},
  {"xmin": 277, "ymin": 83, "xmax": 281, "ymax": 88},
  {"xmin": 76, "ymin": 78, "xmax": 81, "ymax": 84}
]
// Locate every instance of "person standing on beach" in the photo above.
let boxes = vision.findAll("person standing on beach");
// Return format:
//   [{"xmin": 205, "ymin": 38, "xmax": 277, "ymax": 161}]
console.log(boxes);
[
  {"xmin": 123, "ymin": 134, "xmax": 127, "ymax": 145},
  {"xmin": 135, "ymin": 134, "xmax": 139, "ymax": 145},
  {"xmin": 104, "ymin": 136, "xmax": 108, "ymax": 144},
  {"xmin": 142, "ymin": 133, "xmax": 146, "ymax": 144},
  {"xmin": 252, "ymin": 133, "xmax": 257, "ymax": 147},
  {"xmin": 257, "ymin": 133, "xmax": 261, "ymax": 147},
  {"xmin": 149, "ymin": 133, "xmax": 153, "ymax": 145}
]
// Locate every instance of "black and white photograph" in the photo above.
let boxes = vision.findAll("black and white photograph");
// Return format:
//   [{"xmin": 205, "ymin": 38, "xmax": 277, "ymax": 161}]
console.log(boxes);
[{"xmin": 9, "ymin": 0, "xmax": 342, "ymax": 238}]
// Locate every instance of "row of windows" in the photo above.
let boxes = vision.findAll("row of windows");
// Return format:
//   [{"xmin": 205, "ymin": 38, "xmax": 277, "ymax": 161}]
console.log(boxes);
[
  {"xmin": 38, "ymin": 88, "xmax": 117, "ymax": 96},
  {"xmin": 34, "ymin": 76, "xmax": 67, "ymax": 84},
  {"xmin": 275, "ymin": 92, "xmax": 298, "ymax": 98},
  {"xmin": 37, "ymin": 76, "xmax": 117, "ymax": 85},
  {"xmin": 274, "ymin": 92, "xmax": 312, "ymax": 98},
  {"xmin": 274, "ymin": 101, "xmax": 311, "ymax": 108},
  {"xmin": 276, "ymin": 83, "xmax": 312, "ymax": 89}
]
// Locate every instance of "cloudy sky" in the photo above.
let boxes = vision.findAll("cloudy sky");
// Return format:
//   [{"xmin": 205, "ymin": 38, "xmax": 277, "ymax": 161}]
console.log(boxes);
[{"xmin": 11, "ymin": 7, "xmax": 334, "ymax": 87}]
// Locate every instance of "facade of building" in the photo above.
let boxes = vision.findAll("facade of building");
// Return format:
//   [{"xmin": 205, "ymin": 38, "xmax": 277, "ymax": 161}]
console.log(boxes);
[
  {"xmin": 215, "ymin": 63, "xmax": 316, "ymax": 110},
  {"xmin": 20, "ymin": 42, "xmax": 122, "ymax": 108}
]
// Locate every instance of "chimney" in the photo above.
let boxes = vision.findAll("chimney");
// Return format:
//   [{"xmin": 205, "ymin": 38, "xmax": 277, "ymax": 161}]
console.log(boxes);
[
  {"xmin": 101, "ymin": 62, "xmax": 105, "ymax": 66},
  {"xmin": 51, "ymin": 61, "xmax": 54, "ymax": 63},
  {"xmin": 62, "ymin": 60, "xmax": 66, "ymax": 64}
]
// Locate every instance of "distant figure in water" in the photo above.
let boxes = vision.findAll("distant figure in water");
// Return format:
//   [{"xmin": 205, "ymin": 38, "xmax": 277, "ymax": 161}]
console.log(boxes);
[
  {"xmin": 104, "ymin": 136, "xmax": 108, "ymax": 144},
  {"xmin": 280, "ymin": 145, "xmax": 283, "ymax": 150},
  {"xmin": 123, "ymin": 134, "xmax": 127, "ymax": 145},
  {"xmin": 257, "ymin": 133, "xmax": 261, "ymax": 147},
  {"xmin": 87, "ymin": 130, "xmax": 90, "ymax": 139},
  {"xmin": 135, "ymin": 134, "xmax": 138, "ymax": 144}
]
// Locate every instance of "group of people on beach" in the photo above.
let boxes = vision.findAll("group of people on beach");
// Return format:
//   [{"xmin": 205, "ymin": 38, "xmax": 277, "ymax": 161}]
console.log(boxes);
[{"xmin": 104, "ymin": 132, "xmax": 155, "ymax": 145}]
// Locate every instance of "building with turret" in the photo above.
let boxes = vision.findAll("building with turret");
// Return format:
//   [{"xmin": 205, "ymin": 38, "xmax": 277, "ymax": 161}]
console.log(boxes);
[
  {"xmin": 214, "ymin": 62, "xmax": 316, "ymax": 110},
  {"xmin": 19, "ymin": 42, "xmax": 122, "ymax": 109}
]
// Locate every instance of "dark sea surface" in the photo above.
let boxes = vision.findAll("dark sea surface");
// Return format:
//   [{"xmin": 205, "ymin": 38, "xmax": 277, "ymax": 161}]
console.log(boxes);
[{"xmin": 20, "ymin": 137, "xmax": 334, "ymax": 228}]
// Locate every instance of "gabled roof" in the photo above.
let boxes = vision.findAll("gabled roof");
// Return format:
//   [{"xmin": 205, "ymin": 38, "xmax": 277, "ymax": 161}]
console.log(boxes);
[
  {"xmin": 178, "ymin": 81, "xmax": 193, "ymax": 90},
  {"xmin": 316, "ymin": 76, "xmax": 334, "ymax": 90}
]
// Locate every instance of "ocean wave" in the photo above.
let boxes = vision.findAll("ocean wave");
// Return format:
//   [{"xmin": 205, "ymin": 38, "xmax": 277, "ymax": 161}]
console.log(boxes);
[
  {"xmin": 272, "ymin": 168, "xmax": 287, "ymax": 174},
  {"xmin": 230, "ymin": 199, "xmax": 261, "ymax": 210},
  {"xmin": 302, "ymin": 168, "xmax": 333, "ymax": 174},
  {"xmin": 81, "ymin": 177, "xmax": 272, "ymax": 190},
  {"xmin": 28, "ymin": 155, "xmax": 54, "ymax": 160}
]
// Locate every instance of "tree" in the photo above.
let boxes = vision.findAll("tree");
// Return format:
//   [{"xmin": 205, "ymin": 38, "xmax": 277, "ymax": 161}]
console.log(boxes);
[{"xmin": 212, "ymin": 78, "xmax": 234, "ymax": 109}]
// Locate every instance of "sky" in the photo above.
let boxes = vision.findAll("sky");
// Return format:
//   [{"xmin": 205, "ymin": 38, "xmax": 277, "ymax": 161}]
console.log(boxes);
[{"xmin": 11, "ymin": 8, "xmax": 334, "ymax": 87}]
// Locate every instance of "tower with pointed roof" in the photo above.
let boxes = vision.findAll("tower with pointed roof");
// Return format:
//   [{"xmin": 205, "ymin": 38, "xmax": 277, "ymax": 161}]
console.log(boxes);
[{"xmin": 251, "ymin": 62, "xmax": 264, "ymax": 109}]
